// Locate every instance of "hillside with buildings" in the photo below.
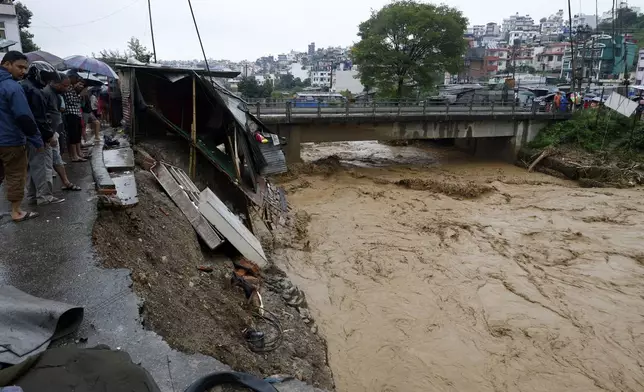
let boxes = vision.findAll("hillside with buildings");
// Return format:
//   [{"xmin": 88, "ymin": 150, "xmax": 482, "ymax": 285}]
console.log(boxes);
[{"xmin": 159, "ymin": 1, "xmax": 643, "ymax": 98}]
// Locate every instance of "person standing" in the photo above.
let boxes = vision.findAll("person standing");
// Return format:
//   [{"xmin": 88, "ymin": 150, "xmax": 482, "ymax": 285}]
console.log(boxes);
[
  {"xmin": 43, "ymin": 73, "xmax": 81, "ymax": 191},
  {"xmin": 0, "ymin": 51, "xmax": 41, "ymax": 222},
  {"xmin": 21, "ymin": 61, "xmax": 65, "ymax": 206},
  {"xmin": 62, "ymin": 72, "xmax": 86, "ymax": 162}
]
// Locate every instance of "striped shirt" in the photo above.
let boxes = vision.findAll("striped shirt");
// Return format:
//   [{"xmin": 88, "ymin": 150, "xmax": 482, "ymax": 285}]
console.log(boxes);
[{"xmin": 62, "ymin": 88, "xmax": 82, "ymax": 117}]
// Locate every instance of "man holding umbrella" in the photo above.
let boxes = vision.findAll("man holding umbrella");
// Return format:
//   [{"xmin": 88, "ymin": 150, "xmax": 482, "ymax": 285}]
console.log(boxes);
[{"xmin": 21, "ymin": 61, "xmax": 65, "ymax": 206}]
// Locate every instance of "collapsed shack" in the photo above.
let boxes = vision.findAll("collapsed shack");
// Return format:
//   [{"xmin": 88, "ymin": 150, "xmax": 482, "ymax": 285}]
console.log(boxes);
[
  {"xmin": 117, "ymin": 63, "xmax": 288, "ymax": 230},
  {"xmin": 96, "ymin": 65, "xmax": 334, "ymax": 387}
]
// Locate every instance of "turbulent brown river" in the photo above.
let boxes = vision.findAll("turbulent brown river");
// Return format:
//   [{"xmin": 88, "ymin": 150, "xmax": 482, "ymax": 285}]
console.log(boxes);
[{"xmin": 272, "ymin": 141, "xmax": 644, "ymax": 392}]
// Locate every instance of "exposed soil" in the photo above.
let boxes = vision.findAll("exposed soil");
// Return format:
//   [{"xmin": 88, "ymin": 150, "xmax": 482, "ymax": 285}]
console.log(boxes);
[{"xmin": 92, "ymin": 170, "xmax": 333, "ymax": 389}]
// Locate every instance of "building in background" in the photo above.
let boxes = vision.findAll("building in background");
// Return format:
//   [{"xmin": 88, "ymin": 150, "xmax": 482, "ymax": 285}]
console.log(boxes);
[
  {"xmin": 308, "ymin": 42, "xmax": 315, "ymax": 56},
  {"xmin": 534, "ymin": 43, "xmax": 569, "ymax": 74},
  {"xmin": 486, "ymin": 22, "xmax": 501, "ymax": 36},
  {"xmin": 0, "ymin": 1, "xmax": 22, "ymax": 53},
  {"xmin": 561, "ymin": 34, "xmax": 638, "ymax": 82},
  {"xmin": 636, "ymin": 49, "xmax": 644, "ymax": 85},
  {"xmin": 502, "ymin": 13, "xmax": 539, "ymax": 34},
  {"xmin": 471, "ymin": 25, "xmax": 486, "ymax": 37}
]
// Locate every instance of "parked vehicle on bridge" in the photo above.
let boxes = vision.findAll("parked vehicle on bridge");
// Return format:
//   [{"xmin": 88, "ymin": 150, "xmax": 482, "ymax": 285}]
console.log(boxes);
[{"xmin": 291, "ymin": 92, "xmax": 346, "ymax": 108}]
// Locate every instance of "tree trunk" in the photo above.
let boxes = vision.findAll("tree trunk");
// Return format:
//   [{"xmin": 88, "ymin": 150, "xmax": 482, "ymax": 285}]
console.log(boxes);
[{"xmin": 396, "ymin": 77, "xmax": 404, "ymax": 102}]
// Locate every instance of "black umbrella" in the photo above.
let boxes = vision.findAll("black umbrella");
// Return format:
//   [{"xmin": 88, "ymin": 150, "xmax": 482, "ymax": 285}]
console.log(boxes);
[{"xmin": 25, "ymin": 51, "xmax": 64, "ymax": 67}]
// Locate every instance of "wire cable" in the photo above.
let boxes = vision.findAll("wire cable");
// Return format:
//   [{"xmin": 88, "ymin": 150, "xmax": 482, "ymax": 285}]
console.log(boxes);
[{"xmin": 33, "ymin": 0, "xmax": 142, "ymax": 29}]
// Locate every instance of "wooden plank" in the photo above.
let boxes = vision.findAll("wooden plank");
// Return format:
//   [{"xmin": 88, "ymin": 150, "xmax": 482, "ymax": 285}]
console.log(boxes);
[
  {"xmin": 151, "ymin": 164, "xmax": 224, "ymax": 250},
  {"xmin": 198, "ymin": 188, "xmax": 267, "ymax": 267}
]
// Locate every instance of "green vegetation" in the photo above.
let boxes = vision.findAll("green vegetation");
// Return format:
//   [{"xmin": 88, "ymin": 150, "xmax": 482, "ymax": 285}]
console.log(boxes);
[
  {"xmin": 598, "ymin": 7, "xmax": 644, "ymax": 51},
  {"xmin": 14, "ymin": 1, "xmax": 38, "ymax": 52},
  {"xmin": 351, "ymin": 0, "xmax": 468, "ymax": 100},
  {"xmin": 237, "ymin": 77, "xmax": 273, "ymax": 99},
  {"xmin": 530, "ymin": 110, "xmax": 644, "ymax": 154},
  {"xmin": 95, "ymin": 37, "xmax": 153, "ymax": 66}
]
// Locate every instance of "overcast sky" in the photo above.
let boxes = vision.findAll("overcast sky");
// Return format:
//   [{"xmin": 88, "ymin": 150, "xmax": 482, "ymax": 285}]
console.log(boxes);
[{"xmin": 23, "ymin": 0, "xmax": 615, "ymax": 61}]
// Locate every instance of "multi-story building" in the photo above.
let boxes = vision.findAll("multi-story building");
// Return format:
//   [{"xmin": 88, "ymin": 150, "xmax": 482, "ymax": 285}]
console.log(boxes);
[
  {"xmin": 0, "ymin": 1, "xmax": 22, "ymax": 52},
  {"xmin": 534, "ymin": 43, "xmax": 570, "ymax": 73},
  {"xmin": 310, "ymin": 68, "xmax": 332, "ymax": 87},
  {"xmin": 636, "ymin": 49, "xmax": 644, "ymax": 85},
  {"xmin": 540, "ymin": 9, "xmax": 565, "ymax": 35},
  {"xmin": 571, "ymin": 13, "xmax": 597, "ymax": 30},
  {"xmin": 485, "ymin": 22, "xmax": 500, "ymax": 36},
  {"xmin": 561, "ymin": 34, "xmax": 638, "ymax": 81},
  {"xmin": 509, "ymin": 30, "xmax": 541, "ymax": 45},
  {"xmin": 471, "ymin": 25, "xmax": 486, "ymax": 37},
  {"xmin": 502, "ymin": 13, "xmax": 539, "ymax": 34},
  {"xmin": 308, "ymin": 42, "xmax": 315, "ymax": 56}
]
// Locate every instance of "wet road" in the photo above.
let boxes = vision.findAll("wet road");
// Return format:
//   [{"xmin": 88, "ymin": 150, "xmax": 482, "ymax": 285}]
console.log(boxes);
[{"xmin": 0, "ymin": 160, "xmax": 320, "ymax": 392}]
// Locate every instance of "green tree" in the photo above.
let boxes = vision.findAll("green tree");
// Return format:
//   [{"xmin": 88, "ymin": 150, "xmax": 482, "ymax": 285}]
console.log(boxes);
[
  {"xmin": 127, "ymin": 37, "xmax": 152, "ymax": 63},
  {"xmin": 14, "ymin": 2, "xmax": 39, "ymax": 52},
  {"xmin": 237, "ymin": 77, "xmax": 273, "ymax": 99},
  {"xmin": 351, "ymin": 0, "xmax": 467, "ymax": 99},
  {"xmin": 598, "ymin": 7, "xmax": 644, "ymax": 50},
  {"xmin": 95, "ymin": 37, "xmax": 151, "ymax": 66}
]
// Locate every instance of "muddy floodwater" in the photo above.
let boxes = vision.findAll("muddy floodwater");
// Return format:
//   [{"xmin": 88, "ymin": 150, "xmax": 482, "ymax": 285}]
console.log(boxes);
[{"xmin": 273, "ymin": 141, "xmax": 644, "ymax": 392}]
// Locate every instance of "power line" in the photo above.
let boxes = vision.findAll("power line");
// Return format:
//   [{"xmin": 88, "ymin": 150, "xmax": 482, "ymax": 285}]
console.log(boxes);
[
  {"xmin": 187, "ymin": 0, "xmax": 211, "ymax": 75},
  {"xmin": 33, "ymin": 0, "xmax": 141, "ymax": 29}
]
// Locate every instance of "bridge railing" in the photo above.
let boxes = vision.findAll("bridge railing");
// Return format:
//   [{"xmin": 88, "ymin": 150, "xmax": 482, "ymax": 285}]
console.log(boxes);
[{"xmin": 244, "ymin": 99, "xmax": 570, "ymax": 120}]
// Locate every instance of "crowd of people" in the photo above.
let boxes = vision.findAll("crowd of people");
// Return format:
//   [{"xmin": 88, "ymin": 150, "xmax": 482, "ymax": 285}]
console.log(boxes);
[{"xmin": 0, "ymin": 51, "xmax": 103, "ymax": 223}]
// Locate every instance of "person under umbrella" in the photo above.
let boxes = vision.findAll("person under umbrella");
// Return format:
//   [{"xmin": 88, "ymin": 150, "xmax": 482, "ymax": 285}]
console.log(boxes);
[
  {"xmin": 62, "ymin": 70, "xmax": 88, "ymax": 162},
  {"xmin": 21, "ymin": 61, "xmax": 65, "ymax": 206}
]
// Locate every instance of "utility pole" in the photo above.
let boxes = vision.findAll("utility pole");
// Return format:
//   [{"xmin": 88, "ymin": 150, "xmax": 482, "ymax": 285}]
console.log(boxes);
[
  {"xmin": 567, "ymin": 0, "xmax": 576, "ymax": 93},
  {"xmin": 147, "ymin": 0, "xmax": 157, "ymax": 62}
]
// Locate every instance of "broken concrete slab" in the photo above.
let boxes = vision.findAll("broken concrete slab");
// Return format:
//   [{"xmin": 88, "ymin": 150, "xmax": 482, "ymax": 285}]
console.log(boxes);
[
  {"xmin": 89, "ymin": 139, "xmax": 116, "ymax": 195},
  {"xmin": 112, "ymin": 174, "xmax": 139, "ymax": 206},
  {"xmin": 199, "ymin": 188, "xmax": 268, "ymax": 268},
  {"xmin": 104, "ymin": 148, "xmax": 135, "ymax": 172}
]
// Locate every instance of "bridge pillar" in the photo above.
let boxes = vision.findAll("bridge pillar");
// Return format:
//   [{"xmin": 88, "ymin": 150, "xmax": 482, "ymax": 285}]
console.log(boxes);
[{"xmin": 283, "ymin": 125, "xmax": 302, "ymax": 164}]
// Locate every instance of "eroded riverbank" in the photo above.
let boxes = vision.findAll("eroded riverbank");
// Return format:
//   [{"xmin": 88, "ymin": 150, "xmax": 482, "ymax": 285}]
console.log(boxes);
[{"xmin": 272, "ymin": 141, "xmax": 644, "ymax": 392}]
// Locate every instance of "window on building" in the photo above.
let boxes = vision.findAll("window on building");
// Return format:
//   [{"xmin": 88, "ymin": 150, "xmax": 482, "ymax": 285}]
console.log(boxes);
[
  {"xmin": 0, "ymin": 22, "xmax": 5, "ymax": 40},
  {"xmin": 557, "ymin": 55, "xmax": 562, "ymax": 61},
  {"xmin": 639, "ymin": 67, "xmax": 644, "ymax": 71}
]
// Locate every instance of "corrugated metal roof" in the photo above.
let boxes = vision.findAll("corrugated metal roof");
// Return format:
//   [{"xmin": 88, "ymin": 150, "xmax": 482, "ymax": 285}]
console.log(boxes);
[
  {"xmin": 258, "ymin": 136, "xmax": 287, "ymax": 176},
  {"xmin": 115, "ymin": 63, "xmax": 240, "ymax": 78}
]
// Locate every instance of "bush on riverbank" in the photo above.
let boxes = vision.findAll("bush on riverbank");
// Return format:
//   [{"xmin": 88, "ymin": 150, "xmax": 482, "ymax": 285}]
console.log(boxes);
[{"xmin": 530, "ymin": 110, "xmax": 644, "ymax": 154}]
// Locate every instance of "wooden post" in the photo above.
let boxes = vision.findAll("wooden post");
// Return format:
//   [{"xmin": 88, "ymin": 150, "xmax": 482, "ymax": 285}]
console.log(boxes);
[
  {"xmin": 189, "ymin": 75, "xmax": 197, "ymax": 179},
  {"xmin": 229, "ymin": 127, "xmax": 241, "ymax": 182}
]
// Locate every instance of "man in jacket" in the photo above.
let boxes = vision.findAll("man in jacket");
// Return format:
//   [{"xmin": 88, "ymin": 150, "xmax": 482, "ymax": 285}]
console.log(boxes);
[
  {"xmin": 21, "ymin": 61, "xmax": 65, "ymax": 206},
  {"xmin": 0, "ymin": 51, "xmax": 41, "ymax": 222}
]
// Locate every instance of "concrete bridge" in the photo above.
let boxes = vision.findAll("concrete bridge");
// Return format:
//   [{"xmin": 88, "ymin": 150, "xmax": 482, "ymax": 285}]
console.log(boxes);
[{"xmin": 248, "ymin": 101, "xmax": 572, "ymax": 163}]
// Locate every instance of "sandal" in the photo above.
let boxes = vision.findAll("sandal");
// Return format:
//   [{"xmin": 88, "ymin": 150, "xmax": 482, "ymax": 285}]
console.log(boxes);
[
  {"xmin": 13, "ymin": 211, "xmax": 39, "ymax": 223},
  {"xmin": 62, "ymin": 183, "xmax": 82, "ymax": 191}
]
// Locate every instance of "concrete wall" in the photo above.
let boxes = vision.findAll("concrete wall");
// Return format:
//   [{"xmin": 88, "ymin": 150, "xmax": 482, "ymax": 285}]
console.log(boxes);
[
  {"xmin": 276, "ymin": 118, "xmax": 550, "ymax": 163},
  {"xmin": 0, "ymin": 4, "xmax": 20, "ymax": 53}
]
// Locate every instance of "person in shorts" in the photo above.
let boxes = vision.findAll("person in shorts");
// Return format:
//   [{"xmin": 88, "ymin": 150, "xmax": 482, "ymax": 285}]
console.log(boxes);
[{"xmin": 0, "ymin": 51, "xmax": 42, "ymax": 222}]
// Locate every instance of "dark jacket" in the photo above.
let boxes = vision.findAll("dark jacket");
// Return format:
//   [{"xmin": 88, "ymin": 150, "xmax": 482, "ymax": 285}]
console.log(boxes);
[
  {"xmin": 0, "ymin": 67, "xmax": 42, "ymax": 148},
  {"xmin": 21, "ymin": 78, "xmax": 54, "ymax": 143}
]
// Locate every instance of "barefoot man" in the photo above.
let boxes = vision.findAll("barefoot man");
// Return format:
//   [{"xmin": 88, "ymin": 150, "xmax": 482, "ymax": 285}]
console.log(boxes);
[{"xmin": 0, "ymin": 51, "xmax": 42, "ymax": 222}]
